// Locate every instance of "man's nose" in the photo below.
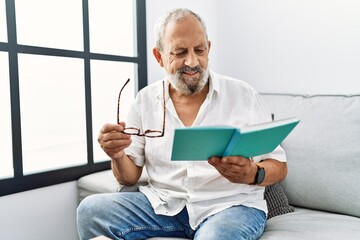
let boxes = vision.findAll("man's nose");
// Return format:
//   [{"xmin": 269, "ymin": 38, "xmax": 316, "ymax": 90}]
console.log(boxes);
[{"xmin": 184, "ymin": 51, "xmax": 199, "ymax": 68}]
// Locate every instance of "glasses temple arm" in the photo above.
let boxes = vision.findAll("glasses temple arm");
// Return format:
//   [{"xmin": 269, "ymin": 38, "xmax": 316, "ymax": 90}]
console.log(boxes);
[{"xmin": 117, "ymin": 78, "xmax": 131, "ymax": 124}]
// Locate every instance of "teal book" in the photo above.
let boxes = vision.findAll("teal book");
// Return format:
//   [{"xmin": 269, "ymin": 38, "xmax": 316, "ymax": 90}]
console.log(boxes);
[{"xmin": 171, "ymin": 117, "xmax": 300, "ymax": 161}]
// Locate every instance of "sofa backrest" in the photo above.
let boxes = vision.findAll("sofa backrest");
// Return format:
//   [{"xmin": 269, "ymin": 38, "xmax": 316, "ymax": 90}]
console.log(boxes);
[{"xmin": 262, "ymin": 93, "xmax": 360, "ymax": 218}]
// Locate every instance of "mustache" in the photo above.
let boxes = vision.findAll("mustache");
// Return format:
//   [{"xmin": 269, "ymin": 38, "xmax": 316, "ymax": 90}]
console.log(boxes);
[{"xmin": 177, "ymin": 66, "xmax": 203, "ymax": 74}]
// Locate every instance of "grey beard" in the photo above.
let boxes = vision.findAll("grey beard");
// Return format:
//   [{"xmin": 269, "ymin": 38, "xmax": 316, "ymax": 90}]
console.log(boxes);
[{"xmin": 165, "ymin": 66, "xmax": 210, "ymax": 95}]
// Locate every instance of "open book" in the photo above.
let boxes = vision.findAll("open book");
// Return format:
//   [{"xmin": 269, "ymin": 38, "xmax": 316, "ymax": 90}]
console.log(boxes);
[{"xmin": 171, "ymin": 117, "xmax": 300, "ymax": 161}]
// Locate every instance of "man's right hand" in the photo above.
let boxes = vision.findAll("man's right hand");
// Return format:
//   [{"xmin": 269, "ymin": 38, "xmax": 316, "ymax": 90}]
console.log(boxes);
[
  {"xmin": 98, "ymin": 122, "xmax": 142, "ymax": 185},
  {"xmin": 98, "ymin": 122, "xmax": 132, "ymax": 161}
]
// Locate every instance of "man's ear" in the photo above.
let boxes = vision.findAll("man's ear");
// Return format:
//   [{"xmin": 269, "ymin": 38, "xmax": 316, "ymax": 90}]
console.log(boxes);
[
  {"xmin": 153, "ymin": 47, "xmax": 164, "ymax": 67},
  {"xmin": 207, "ymin": 40, "xmax": 211, "ymax": 53}
]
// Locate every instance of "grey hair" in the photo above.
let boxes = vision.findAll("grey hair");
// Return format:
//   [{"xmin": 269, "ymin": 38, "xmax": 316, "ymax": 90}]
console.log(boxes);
[{"xmin": 154, "ymin": 8, "xmax": 208, "ymax": 52}]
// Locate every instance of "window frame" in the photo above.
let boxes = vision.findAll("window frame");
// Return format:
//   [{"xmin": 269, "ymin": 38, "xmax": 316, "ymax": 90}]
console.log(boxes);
[{"xmin": 0, "ymin": 0, "xmax": 147, "ymax": 196}]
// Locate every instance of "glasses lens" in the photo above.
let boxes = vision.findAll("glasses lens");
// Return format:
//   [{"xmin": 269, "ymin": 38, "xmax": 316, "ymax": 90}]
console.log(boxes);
[
  {"xmin": 144, "ymin": 131, "xmax": 163, "ymax": 137},
  {"xmin": 123, "ymin": 128, "xmax": 140, "ymax": 135}
]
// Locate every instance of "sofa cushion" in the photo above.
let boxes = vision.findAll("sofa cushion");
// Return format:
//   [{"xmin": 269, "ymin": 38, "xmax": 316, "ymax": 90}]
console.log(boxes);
[
  {"xmin": 77, "ymin": 169, "xmax": 148, "ymax": 202},
  {"xmin": 261, "ymin": 207, "xmax": 360, "ymax": 240},
  {"xmin": 262, "ymin": 94, "xmax": 360, "ymax": 218},
  {"xmin": 264, "ymin": 183, "xmax": 295, "ymax": 219},
  {"xmin": 77, "ymin": 170, "xmax": 120, "ymax": 202}
]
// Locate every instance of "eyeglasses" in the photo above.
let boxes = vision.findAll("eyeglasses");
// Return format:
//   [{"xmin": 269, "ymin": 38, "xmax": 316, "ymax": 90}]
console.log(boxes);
[{"xmin": 117, "ymin": 78, "xmax": 166, "ymax": 138}]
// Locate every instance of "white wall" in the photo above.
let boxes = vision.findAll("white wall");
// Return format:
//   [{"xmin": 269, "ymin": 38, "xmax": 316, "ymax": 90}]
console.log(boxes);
[
  {"xmin": 0, "ymin": 182, "xmax": 79, "ymax": 240},
  {"xmin": 147, "ymin": 0, "xmax": 360, "ymax": 94}
]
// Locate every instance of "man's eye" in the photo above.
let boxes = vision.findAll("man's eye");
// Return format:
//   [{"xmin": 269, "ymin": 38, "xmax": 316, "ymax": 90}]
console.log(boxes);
[
  {"xmin": 195, "ymin": 49, "xmax": 205, "ymax": 54},
  {"xmin": 174, "ymin": 51, "xmax": 186, "ymax": 57}
]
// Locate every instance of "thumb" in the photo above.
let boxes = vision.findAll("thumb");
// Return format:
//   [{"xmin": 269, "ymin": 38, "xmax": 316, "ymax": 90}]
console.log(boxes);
[{"xmin": 117, "ymin": 121, "xmax": 126, "ymax": 129}]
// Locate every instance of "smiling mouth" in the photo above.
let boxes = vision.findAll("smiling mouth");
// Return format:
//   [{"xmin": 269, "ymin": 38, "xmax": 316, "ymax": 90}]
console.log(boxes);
[
  {"xmin": 181, "ymin": 72, "xmax": 201, "ymax": 81},
  {"xmin": 182, "ymin": 71, "xmax": 198, "ymax": 76},
  {"xmin": 177, "ymin": 66, "xmax": 203, "ymax": 80}
]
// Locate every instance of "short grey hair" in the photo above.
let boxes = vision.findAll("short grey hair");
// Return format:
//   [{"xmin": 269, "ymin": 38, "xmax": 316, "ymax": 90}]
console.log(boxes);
[{"xmin": 154, "ymin": 8, "xmax": 208, "ymax": 52}]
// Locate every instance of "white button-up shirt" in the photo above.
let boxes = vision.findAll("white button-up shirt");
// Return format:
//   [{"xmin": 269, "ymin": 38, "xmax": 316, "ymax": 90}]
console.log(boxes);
[{"xmin": 125, "ymin": 71, "xmax": 286, "ymax": 229}]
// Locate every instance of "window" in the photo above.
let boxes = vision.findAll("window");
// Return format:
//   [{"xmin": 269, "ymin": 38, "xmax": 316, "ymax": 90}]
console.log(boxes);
[
  {"xmin": 18, "ymin": 54, "xmax": 87, "ymax": 174},
  {"xmin": 90, "ymin": 60, "xmax": 136, "ymax": 162},
  {"xmin": 0, "ymin": 52, "xmax": 13, "ymax": 179},
  {"xmin": 0, "ymin": 0, "xmax": 7, "ymax": 41},
  {"xmin": 0, "ymin": 0, "xmax": 147, "ymax": 196},
  {"xmin": 89, "ymin": 0, "xmax": 135, "ymax": 56}
]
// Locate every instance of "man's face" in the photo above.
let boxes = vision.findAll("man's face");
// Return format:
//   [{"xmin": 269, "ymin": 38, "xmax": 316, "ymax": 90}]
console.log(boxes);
[{"xmin": 154, "ymin": 16, "xmax": 211, "ymax": 95}]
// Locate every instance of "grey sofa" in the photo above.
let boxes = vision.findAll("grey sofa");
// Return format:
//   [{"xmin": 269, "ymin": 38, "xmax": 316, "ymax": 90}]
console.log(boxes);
[{"xmin": 78, "ymin": 93, "xmax": 360, "ymax": 240}]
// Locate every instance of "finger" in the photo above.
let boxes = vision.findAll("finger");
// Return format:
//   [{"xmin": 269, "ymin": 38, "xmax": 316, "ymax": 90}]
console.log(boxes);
[
  {"xmin": 208, "ymin": 157, "xmax": 221, "ymax": 169},
  {"xmin": 98, "ymin": 122, "xmax": 131, "ymax": 146},
  {"xmin": 101, "ymin": 130, "xmax": 131, "ymax": 143},
  {"xmin": 117, "ymin": 121, "xmax": 126, "ymax": 129},
  {"xmin": 210, "ymin": 161, "xmax": 235, "ymax": 175},
  {"xmin": 211, "ymin": 158, "xmax": 251, "ymax": 179},
  {"xmin": 102, "ymin": 137, "xmax": 132, "ymax": 150},
  {"xmin": 98, "ymin": 131, "xmax": 132, "ymax": 156},
  {"xmin": 100, "ymin": 123, "xmax": 123, "ymax": 134},
  {"xmin": 208, "ymin": 156, "xmax": 222, "ymax": 164},
  {"xmin": 103, "ymin": 144, "xmax": 130, "ymax": 160},
  {"xmin": 219, "ymin": 163, "xmax": 239, "ymax": 175},
  {"xmin": 209, "ymin": 157, "xmax": 238, "ymax": 170},
  {"xmin": 214, "ymin": 166, "xmax": 240, "ymax": 183},
  {"xmin": 101, "ymin": 138, "xmax": 132, "ymax": 159},
  {"xmin": 209, "ymin": 157, "xmax": 254, "ymax": 183},
  {"xmin": 222, "ymin": 156, "xmax": 251, "ymax": 166},
  {"xmin": 214, "ymin": 163, "xmax": 249, "ymax": 183}
]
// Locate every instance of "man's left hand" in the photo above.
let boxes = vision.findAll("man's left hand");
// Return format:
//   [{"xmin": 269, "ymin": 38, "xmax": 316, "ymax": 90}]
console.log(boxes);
[{"xmin": 208, "ymin": 156, "xmax": 257, "ymax": 184}]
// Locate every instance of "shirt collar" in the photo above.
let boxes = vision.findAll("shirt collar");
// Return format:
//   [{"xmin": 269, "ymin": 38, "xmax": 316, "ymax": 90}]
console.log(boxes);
[{"xmin": 207, "ymin": 70, "xmax": 220, "ymax": 100}]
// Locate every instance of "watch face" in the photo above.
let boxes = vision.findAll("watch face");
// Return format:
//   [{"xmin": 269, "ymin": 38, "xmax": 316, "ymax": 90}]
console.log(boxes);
[{"xmin": 257, "ymin": 168, "xmax": 265, "ymax": 184}]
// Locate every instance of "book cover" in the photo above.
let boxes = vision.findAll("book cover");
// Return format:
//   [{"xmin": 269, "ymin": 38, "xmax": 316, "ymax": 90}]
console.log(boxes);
[{"xmin": 171, "ymin": 117, "xmax": 300, "ymax": 161}]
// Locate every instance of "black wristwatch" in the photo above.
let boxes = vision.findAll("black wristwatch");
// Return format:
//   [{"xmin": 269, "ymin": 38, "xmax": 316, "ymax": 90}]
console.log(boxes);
[{"xmin": 253, "ymin": 162, "xmax": 265, "ymax": 185}]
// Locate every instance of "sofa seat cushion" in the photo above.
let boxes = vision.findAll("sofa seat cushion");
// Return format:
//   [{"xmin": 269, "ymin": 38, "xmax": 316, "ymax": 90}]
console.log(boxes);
[
  {"xmin": 129, "ymin": 208, "xmax": 360, "ymax": 240},
  {"xmin": 261, "ymin": 207, "xmax": 360, "ymax": 240},
  {"xmin": 113, "ymin": 208, "xmax": 360, "ymax": 240}
]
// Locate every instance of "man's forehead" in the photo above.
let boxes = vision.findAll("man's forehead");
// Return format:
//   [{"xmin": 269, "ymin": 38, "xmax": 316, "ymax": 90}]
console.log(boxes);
[
  {"xmin": 163, "ymin": 18, "xmax": 206, "ymax": 47},
  {"xmin": 164, "ymin": 16, "xmax": 204, "ymax": 35},
  {"xmin": 162, "ymin": 36, "xmax": 207, "ymax": 52},
  {"xmin": 168, "ymin": 40, "xmax": 207, "ymax": 50}
]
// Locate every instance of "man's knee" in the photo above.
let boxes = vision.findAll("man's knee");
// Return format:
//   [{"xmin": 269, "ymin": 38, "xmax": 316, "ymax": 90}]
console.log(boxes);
[
  {"xmin": 77, "ymin": 194, "xmax": 113, "ymax": 225},
  {"xmin": 77, "ymin": 192, "xmax": 144, "ymax": 225},
  {"xmin": 194, "ymin": 206, "xmax": 266, "ymax": 240},
  {"xmin": 77, "ymin": 195, "xmax": 99, "ymax": 223}
]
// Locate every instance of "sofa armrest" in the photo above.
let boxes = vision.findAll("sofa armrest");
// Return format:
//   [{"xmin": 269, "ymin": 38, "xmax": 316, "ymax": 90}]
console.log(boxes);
[{"xmin": 77, "ymin": 169, "xmax": 149, "ymax": 202}]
